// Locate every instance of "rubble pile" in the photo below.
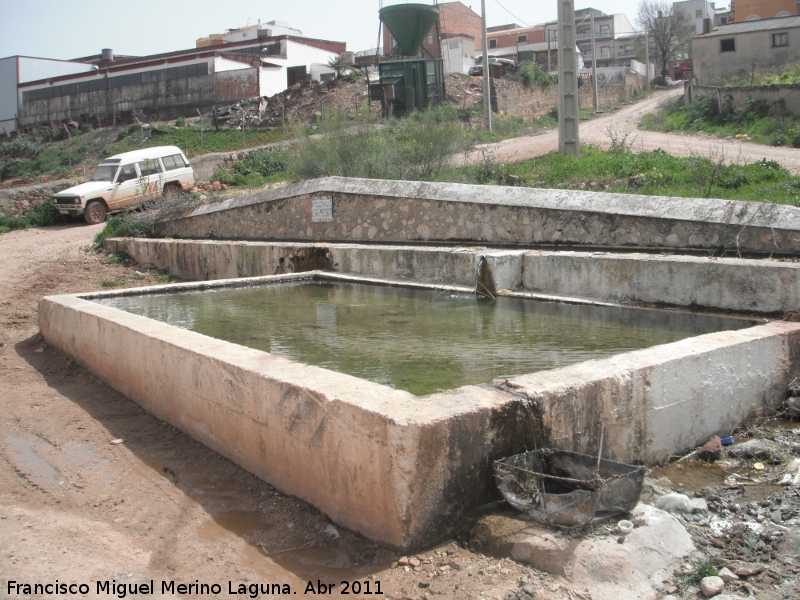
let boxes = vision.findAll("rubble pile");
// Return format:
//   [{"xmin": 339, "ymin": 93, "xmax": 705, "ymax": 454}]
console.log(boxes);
[
  {"xmin": 646, "ymin": 414, "xmax": 800, "ymax": 599},
  {"xmin": 260, "ymin": 77, "xmax": 380, "ymax": 127},
  {"xmin": 213, "ymin": 98, "xmax": 266, "ymax": 129}
]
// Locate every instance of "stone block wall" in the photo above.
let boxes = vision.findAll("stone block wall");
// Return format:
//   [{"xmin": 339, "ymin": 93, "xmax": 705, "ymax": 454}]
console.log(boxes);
[
  {"xmin": 153, "ymin": 177, "xmax": 800, "ymax": 256},
  {"xmin": 0, "ymin": 179, "xmax": 77, "ymax": 216}
]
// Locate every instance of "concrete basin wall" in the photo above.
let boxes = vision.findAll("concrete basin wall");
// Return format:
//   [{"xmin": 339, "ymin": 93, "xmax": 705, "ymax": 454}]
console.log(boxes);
[
  {"xmin": 39, "ymin": 273, "xmax": 800, "ymax": 548},
  {"xmin": 37, "ymin": 276, "xmax": 528, "ymax": 551},
  {"xmin": 107, "ymin": 238, "xmax": 800, "ymax": 314},
  {"xmin": 497, "ymin": 321, "xmax": 800, "ymax": 461},
  {"xmin": 152, "ymin": 177, "xmax": 800, "ymax": 255}
]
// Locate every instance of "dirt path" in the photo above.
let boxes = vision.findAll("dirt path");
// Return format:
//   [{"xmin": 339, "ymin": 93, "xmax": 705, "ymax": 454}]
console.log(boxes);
[
  {"xmin": 0, "ymin": 225, "xmax": 573, "ymax": 598},
  {"xmin": 460, "ymin": 86, "xmax": 800, "ymax": 174}
]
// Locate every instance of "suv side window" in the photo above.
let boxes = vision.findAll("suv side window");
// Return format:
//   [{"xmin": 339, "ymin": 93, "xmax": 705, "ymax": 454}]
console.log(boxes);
[
  {"xmin": 116, "ymin": 164, "xmax": 138, "ymax": 183},
  {"xmin": 162, "ymin": 154, "xmax": 188, "ymax": 171},
  {"xmin": 138, "ymin": 159, "xmax": 160, "ymax": 176}
]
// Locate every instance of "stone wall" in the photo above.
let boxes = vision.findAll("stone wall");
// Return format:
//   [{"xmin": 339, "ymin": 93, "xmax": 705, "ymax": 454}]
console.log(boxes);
[
  {"xmin": 690, "ymin": 82, "xmax": 800, "ymax": 117},
  {"xmin": 0, "ymin": 179, "xmax": 77, "ymax": 216},
  {"xmin": 153, "ymin": 177, "xmax": 800, "ymax": 256}
]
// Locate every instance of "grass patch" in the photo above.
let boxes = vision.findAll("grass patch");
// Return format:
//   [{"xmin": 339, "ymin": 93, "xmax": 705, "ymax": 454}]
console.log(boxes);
[
  {"xmin": 291, "ymin": 105, "xmax": 470, "ymax": 181},
  {"xmin": 639, "ymin": 92, "xmax": 800, "ymax": 147},
  {"xmin": 103, "ymin": 251, "xmax": 131, "ymax": 265},
  {"xmin": 100, "ymin": 278, "xmax": 126, "ymax": 288},
  {"xmin": 443, "ymin": 146, "xmax": 800, "ymax": 205},
  {"xmin": 155, "ymin": 269, "xmax": 173, "ymax": 284}
]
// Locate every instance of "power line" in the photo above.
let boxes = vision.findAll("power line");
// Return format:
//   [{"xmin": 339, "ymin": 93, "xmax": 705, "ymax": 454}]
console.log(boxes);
[{"xmin": 493, "ymin": 0, "xmax": 530, "ymax": 28}]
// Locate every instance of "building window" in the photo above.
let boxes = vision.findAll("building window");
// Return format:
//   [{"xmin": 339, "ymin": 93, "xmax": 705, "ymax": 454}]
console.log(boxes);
[
  {"xmin": 427, "ymin": 35, "xmax": 433, "ymax": 45},
  {"xmin": 600, "ymin": 46, "xmax": 611, "ymax": 58},
  {"xmin": 774, "ymin": 32, "xmax": 789, "ymax": 46},
  {"xmin": 777, "ymin": 11, "xmax": 791, "ymax": 17},
  {"xmin": 489, "ymin": 39, "xmax": 497, "ymax": 48},
  {"xmin": 720, "ymin": 17, "xmax": 728, "ymax": 24},
  {"xmin": 696, "ymin": 9, "xmax": 703, "ymax": 18},
  {"xmin": 599, "ymin": 25, "xmax": 610, "ymax": 36},
  {"xmin": 720, "ymin": 38, "xmax": 735, "ymax": 52},
  {"xmin": 517, "ymin": 35, "xmax": 527, "ymax": 44}
]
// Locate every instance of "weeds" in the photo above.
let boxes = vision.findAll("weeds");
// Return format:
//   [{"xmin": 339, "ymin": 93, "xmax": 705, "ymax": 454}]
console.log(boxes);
[
  {"xmin": 640, "ymin": 92, "xmax": 800, "ymax": 147},
  {"xmin": 100, "ymin": 278, "xmax": 126, "ymax": 288},
  {"xmin": 0, "ymin": 200, "xmax": 61, "ymax": 234},
  {"xmin": 155, "ymin": 269, "xmax": 173, "ymax": 283},
  {"xmin": 292, "ymin": 105, "xmax": 468, "ymax": 181}
]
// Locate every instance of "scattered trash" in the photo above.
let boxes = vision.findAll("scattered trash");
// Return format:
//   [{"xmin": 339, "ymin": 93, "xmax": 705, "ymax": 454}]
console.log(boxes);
[
  {"xmin": 753, "ymin": 462, "xmax": 765, "ymax": 471},
  {"xmin": 323, "ymin": 523, "xmax": 340, "ymax": 539},
  {"xmin": 719, "ymin": 436, "xmax": 735, "ymax": 446},
  {"xmin": 162, "ymin": 467, "xmax": 178, "ymax": 484},
  {"xmin": 780, "ymin": 458, "xmax": 800, "ymax": 486},
  {"xmin": 494, "ymin": 446, "xmax": 646, "ymax": 526},
  {"xmin": 697, "ymin": 436, "xmax": 723, "ymax": 462},
  {"xmin": 109, "ymin": 439, "xmax": 124, "ymax": 445},
  {"xmin": 726, "ymin": 439, "xmax": 781, "ymax": 461},
  {"xmin": 617, "ymin": 519, "xmax": 634, "ymax": 535},
  {"xmin": 654, "ymin": 492, "xmax": 695, "ymax": 514}
]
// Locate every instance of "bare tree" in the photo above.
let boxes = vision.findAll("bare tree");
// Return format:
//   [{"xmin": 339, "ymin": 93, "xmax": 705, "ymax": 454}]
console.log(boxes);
[{"xmin": 636, "ymin": 0, "xmax": 694, "ymax": 77}]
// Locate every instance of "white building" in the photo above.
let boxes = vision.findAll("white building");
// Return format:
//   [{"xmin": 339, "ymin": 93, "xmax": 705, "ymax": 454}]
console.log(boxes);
[
  {"xmin": 673, "ymin": 0, "xmax": 718, "ymax": 34},
  {"xmin": 0, "ymin": 56, "xmax": 95, "ymax": 134}
]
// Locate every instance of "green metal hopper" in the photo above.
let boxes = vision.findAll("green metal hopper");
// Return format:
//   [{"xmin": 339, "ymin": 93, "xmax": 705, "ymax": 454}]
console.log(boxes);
[{"xmin": 379, "ymin": 3, "xmax": 439, "ymax": 57}]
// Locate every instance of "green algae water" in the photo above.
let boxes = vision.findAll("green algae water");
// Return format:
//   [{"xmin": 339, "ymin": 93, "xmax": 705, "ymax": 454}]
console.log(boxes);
[{"xmin": 98, "ymin": 281, "xmax": 756, "ymax": 396}]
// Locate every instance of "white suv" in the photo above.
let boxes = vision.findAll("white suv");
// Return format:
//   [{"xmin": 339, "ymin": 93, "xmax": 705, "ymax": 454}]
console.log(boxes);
[{"xmin": 53, "ymin": 145, "xmax": 195, "ymax": 224}]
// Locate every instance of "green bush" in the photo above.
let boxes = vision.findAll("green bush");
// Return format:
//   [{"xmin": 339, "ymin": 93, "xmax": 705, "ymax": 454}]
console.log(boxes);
[
  {"xmin": 512, "ymin": 61, "xmax": 555, "ymax": 89},
  {"xmin": 292, "ymin": 105, "xmax": 467, "ymax": 181},
  {"xmin": 0, "ymin": 199, "xmax": 60, "ymax": 234},
  {"xmin": 175, "ymin": 116, "xmax": 186, "ymax": 127}
]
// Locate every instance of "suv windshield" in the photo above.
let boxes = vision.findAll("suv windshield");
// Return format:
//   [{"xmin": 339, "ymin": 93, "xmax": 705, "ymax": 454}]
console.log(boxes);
[{"xmin": 89, "ymin": 164, "xmax": 118, "ymax": 182}]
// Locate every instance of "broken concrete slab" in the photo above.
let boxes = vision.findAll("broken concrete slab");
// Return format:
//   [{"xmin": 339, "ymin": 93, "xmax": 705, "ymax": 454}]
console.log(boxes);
[{"xmin": 470, "ymin": 503, "xmax": 694, "ymax": 599}]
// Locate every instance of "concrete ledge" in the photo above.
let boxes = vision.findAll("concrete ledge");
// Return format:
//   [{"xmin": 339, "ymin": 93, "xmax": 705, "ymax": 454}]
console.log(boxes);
[
  {"xmin": 107, "ymin": 238, "xmax": 800, "ymax": 314},
  {"xmin": 152, "ymin": 177, "xmax": 800, "ymax": 255}
]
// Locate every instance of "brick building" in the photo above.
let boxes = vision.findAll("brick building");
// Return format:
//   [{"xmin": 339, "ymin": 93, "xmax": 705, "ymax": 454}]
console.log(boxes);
[
  {"xmin": 486, "ymin": 24, "xmax": 546, "ymax": 52},
  {"xmin": 731, "ymin": 0, "xmax": 800, "ymax": 21}
]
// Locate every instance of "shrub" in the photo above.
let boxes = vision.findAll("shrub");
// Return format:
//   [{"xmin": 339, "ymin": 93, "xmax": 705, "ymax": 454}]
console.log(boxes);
[
  {"xmin": 650, "ymin": 76, "xmax": 668, "ymax": 87},
  {"xmin": 513, "ymin": 61, "xmax": 555, "ymax": 89},
  {"xmin": 175, "ymin": 116, "xmax": 186, "ymax": 127}
]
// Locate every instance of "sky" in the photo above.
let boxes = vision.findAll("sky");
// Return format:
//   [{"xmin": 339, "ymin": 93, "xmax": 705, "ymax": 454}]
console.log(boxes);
[{"xmin": 0, "ymin": 0, "xmax": 641, "ymax": 62}]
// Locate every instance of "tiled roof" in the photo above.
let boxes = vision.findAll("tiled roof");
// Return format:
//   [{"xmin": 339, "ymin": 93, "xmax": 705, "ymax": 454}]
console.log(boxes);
[{"xmin": 696, "ymin": 15, "xmax": 800, "ymax": 38}]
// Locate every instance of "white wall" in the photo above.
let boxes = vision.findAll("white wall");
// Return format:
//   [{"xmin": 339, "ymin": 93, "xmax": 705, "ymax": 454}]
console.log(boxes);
[
  {"xmin": 1, "ymin": 56, "xmax": 92, "ymax": 133},
  {"xmin": 18, "ymin": 56, "xmax": 93, "ymax": 83},
  {"xmin": 213, "ymin": 56, "xmax": 253, "ymax": 73},
  {"xmin": 0, "ymin": 57, "xmax": 18, "ymax": 133},
  {"xmin": 256, "ymin": 40, "xmax": 340, "ymax": 97},
  {"xmin": 443, "ymin": 36, "xmax": 475, "ymax": 74}
]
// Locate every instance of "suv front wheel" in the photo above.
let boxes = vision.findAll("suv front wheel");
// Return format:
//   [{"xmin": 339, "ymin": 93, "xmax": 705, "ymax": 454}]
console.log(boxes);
[{"xmin": 84, "ymin": 201, "xmax": 107, "ymax": 224}]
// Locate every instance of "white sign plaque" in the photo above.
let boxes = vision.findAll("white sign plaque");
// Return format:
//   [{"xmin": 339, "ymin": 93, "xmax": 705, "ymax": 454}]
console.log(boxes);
[{"xmin": 311, "ymin": 196, "xmax": 333, "ymax": 222}]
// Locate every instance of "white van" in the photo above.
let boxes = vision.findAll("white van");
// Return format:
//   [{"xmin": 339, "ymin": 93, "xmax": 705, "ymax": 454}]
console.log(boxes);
[{"xmin": 53, "ymin": 146, "xmax": 195, "ymax": 224}]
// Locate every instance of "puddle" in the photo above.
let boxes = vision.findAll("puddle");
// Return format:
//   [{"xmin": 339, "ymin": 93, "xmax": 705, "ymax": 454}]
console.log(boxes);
[
  {"xmin": 651, "ymin": 459, "xmax": 786, "ymax": 504},
  {"xmin": 4, "ymin": 435, "xmax": 66, "ymax": 488}
]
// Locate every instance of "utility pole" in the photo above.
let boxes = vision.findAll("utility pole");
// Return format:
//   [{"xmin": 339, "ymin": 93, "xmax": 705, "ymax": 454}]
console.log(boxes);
[
  {"xmin": 481, "ymin": 0, "xmax": 491, "ymax": 131},
  {"xmin": 645, "ymin": 26, "xmax": 650, "ymax": 91},
  {"xmin": 558, "ymin": 0, "xmax": 579, "ymax": 156},
  {"xmin": 590, "ymin": 11, "xmax": 599, "ymax": 109},
  {"xmin": 547, "ymin": 28, "xmax": 551, "ymax": 73}
]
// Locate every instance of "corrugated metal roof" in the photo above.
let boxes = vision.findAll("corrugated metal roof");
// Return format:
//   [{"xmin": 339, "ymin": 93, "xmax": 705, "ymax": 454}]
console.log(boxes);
[{"xmin": 697, "ymin": 15, "xmax": 800, "ymax": 38}]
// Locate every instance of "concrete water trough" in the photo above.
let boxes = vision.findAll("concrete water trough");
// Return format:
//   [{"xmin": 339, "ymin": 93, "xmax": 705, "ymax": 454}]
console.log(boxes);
[{"xmin": 38, "ymin": 178, "xmax": 800, "ymax": 550}]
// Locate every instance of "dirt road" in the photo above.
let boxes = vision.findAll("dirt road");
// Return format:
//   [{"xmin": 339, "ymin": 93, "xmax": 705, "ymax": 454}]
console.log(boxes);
[
  {"xmin": 461, "ymin": 86, "xmax": 800, "ymax": 174},
  {"xmin": 0, "ymin": 226, "xmax": 573, "ymax": 598}
]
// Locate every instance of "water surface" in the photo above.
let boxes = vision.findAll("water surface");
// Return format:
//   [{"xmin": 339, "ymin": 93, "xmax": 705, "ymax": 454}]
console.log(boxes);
[{"xmin": 98, "ymin": 281, "xmax": 756, "ymax": 396}]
